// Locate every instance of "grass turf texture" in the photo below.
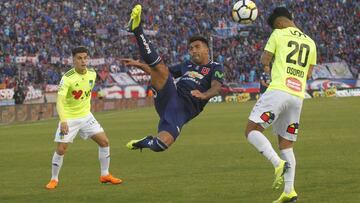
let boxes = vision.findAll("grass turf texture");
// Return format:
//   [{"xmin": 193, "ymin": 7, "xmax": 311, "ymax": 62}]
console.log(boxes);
[{"xmin": 1, "ymin": 97, "xmax": 359, "ymax": 203}]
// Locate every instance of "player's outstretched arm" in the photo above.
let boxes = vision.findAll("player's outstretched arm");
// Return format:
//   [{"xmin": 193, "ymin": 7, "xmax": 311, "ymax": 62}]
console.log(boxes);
[
  {"xmin": 120, "ymin": 58, "xmax": 152, "ymax": 74},
  {"xmin": 191, "ymin": 80, "xmax": 222, "ymax": 100},
  {"xmin": 56, "ymin": 95, "xmax": 69, "ymax": 134}
]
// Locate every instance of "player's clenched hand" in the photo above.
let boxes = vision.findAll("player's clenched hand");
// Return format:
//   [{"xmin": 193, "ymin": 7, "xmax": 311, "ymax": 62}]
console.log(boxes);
[
  {"xmin": 191, "ymin": 90, "xmax": 207, "ymax": 100},
  {"xmin": 120, "ymin": 58, "xmax": 142, "ymax": 67},
  {"xmin": 60, "ymin": 122, "xmax": 69, "ymax": 135}
]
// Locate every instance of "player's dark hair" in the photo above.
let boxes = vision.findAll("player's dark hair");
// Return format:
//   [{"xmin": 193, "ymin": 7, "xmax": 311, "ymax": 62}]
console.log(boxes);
[
  {"xmin": 267, "ymin": 7, "xmax": 293, "ymax": 29},
  {"xmin": 188, "ymin": 35, "xmax": 209, "ymax": 48},
  {"xmin": 72, "ymin": 46, "xmax": 89, "ymax": 56}
]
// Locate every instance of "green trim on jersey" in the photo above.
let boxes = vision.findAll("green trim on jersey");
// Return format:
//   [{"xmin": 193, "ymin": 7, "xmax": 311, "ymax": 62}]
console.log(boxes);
[
  {"xmin": 265, "ymin": 27, "xmax": 317, "ymax": 98},
  {"xmin": 64, "ymin": 69, "xmax": 75, "ymax": 77},
  {"xmin": 57, "ymin": 68, "xmax": 97, "ymax": 119}
]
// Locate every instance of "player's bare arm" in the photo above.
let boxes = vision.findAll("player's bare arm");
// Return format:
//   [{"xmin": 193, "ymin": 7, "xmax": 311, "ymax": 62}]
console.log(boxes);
[
  {"xmin": 120, "ymin": 58, "xmax": 152, "ymax": 74},
  {"xmin": 307, "ymin": 64, "xmax": 314, "ymax": 80},
  {"xmin": 56, "ymin": 95, "xmax": 69, "ymax": 134},
  {"xmin": 260, "ymin": 50, "xmax": 273, "ymax": 67},
  {"xmin": 260, "ymin": 79, "xmax": 269, "ymax": 87},
  {"xmin": 191, "ymin": 80, "xmax": 222, "ymax": 100},
  {"xmin": 60, "ymin": 122, "xmax": 69, "ymax": 135}
]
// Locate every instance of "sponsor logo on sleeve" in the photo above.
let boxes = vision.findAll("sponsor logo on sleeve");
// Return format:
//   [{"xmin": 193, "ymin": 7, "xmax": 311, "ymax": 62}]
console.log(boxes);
[{"xmin": 215, "ymin": 71, "xmax": 224, "ymax": 79}]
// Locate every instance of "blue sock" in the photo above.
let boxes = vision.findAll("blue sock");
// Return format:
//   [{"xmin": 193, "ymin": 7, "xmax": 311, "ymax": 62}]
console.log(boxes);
[
  {"xmin": 133, "ymin": 27, "xmax": 162, "ymax": 67},
  {"xmin": 136, "ymin": 136, "xmax": 168, "ymax": 152}
]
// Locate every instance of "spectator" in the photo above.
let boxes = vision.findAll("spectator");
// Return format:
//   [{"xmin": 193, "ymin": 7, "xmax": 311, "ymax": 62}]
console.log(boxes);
[
  {"xmin": 0, "ymin": 0, "xmax": 358, "ymax": 87},
  {"xmin": 13, "ymin": 85, "xmax": 25, "ymax": 104}
]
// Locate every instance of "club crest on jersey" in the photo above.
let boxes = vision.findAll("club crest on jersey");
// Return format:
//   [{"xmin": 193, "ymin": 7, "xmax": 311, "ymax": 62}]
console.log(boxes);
[
  {"xmin": 201, "ymin": 67, "xmax": 210, "ymax": 75},
  {"xmin": 260, "ymin": 111, "xmax": 275, "ymax": 124},
  {"xmin": 287, "ymin": 123, "xmax": 299, "ymax": 135},
  {"xmin": 89, "ymin": 80, "xmax": 93, "ymax": 87}
]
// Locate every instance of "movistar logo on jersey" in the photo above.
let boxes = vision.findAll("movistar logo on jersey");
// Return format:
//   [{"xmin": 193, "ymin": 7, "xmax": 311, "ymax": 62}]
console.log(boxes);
[{"xmin": 215, "ymin": 71, "xmax": 224, "ymax": 79}]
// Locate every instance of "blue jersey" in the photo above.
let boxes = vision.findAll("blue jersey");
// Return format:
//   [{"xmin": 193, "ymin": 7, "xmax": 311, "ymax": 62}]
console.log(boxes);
[
  {"xmin": 169, "ymin": 60, "xmax": 224, "ymax": 117},
  {"xmin": 260, "ymin": 72, "xmax": 271, "ymax": 93}
]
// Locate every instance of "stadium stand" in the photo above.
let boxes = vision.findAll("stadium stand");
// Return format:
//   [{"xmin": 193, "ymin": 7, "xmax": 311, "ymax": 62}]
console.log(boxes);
[{"xmin": 0, "ymin": 0, "xmax": 358, "ymax": 90}]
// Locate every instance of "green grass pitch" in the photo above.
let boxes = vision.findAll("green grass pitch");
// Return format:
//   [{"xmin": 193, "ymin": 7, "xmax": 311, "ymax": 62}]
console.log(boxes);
[{"xmin": 1, "ymin": 97, "xmax": 359, "ymax": 203}]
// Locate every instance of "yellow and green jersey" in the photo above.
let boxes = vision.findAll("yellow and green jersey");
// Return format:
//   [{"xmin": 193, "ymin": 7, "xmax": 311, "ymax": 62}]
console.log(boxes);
[
  {"xmin": 265, "ymin": 27, "xmax": 317, "ymax": 98},
  {"xmin": 57, "ymin": 68, "xmax": 96, "ymax": 119}
]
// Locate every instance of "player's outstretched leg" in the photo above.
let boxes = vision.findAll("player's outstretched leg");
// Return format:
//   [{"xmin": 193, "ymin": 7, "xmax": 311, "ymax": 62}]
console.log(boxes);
[
  {"xmin": 126, "ymin": 4, "xmax": 161, "ymax": 67},
  {"xmin": 126, "ymin": 4, "xmax": 168, "ymax": 91},
  {"xmin": 126, "ymin": 135, "xmax": 168, "ymax": 152},
  {"xmin": 126, "ymin": 4, "xmax": 142, "ymax": 32},
  {"xmin": 273, "ymin": 190, "xmax": 298, "ymax": 203}
]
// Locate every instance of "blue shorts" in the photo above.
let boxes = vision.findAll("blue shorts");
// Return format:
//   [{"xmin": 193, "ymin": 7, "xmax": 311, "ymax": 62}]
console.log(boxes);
[{"xmin": 153, "ymin": 76, "xmax": 191, "ymax": 140}]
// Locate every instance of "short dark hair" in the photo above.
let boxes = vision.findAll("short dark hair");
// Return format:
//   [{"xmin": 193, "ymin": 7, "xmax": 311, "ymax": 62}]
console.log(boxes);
[
  {"xmin": 72, "ymin": 46, "xmax": 89, "ymax": 56},
  {"xmin": 188, "ymin": 35, "xmax": 209, "ymax": 47},
  {"xmin": 267, "ymin": 7, "xmax": 293, "ymax": 29}
]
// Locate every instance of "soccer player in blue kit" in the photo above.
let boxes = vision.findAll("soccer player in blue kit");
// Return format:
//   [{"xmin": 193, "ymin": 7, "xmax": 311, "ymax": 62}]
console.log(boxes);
[{"xmin": 121, "ymin": 4, "xmax": 224, "ymax": 152}]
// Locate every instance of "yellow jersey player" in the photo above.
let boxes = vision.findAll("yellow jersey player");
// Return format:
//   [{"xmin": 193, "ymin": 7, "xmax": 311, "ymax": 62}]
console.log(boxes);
[
  {"xmin": 244, "ymin": 7, "xmax": 317, "ymax": 203},
  {"xmin": 46, "ymin": 47, "xmax": 122, "ymax": 189}
]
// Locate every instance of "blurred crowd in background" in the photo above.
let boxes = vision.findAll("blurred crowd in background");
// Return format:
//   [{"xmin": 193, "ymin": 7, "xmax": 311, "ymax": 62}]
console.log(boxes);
[{"xmin": 0, "ymin": 0, "xmax": 358, "ymax": 90}]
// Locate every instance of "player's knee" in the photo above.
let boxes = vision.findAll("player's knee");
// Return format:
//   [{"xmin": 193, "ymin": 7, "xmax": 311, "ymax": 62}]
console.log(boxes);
[
  {"xmin": 245, "ymin": 120, "xmax": 264, "ymax": 138},
  {"xmin": 98, "ymin": 137, "xmax": 109, "ymax": 147},
  {"xmin": 56, "ymin": 149, "xmax": 66, "ymax": 155},
  {"xmin": 244, "ymin": 128, "xmax": 250, "ymax": 138},
  {"xmin": 92, "ymin": 132, "xmax": 109, "ymax": 147},
  {"xmin": 244, "ymin": 125, "xmax": 253, "ymax": 138},
  {"xmin": 56, "ymin": 144, "xmax": 68, "ymax": 155}
]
